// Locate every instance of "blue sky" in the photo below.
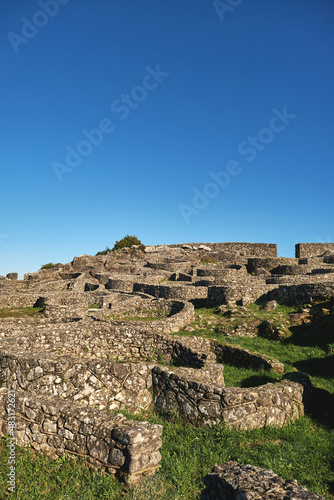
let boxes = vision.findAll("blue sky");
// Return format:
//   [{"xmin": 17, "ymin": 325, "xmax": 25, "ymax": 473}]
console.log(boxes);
[{"xmin": 1, "ymin": 0, "xmax": 334, "ymax": 277}]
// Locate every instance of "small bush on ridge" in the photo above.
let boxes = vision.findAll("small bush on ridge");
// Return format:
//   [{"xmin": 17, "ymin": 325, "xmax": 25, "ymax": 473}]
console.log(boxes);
[
  {"xmin": 112, "ymin": 235, "xmax": 145, "ymax": 251},
  {"xmin": 40, "ymin": 263, "xmax": 55, "ymax": 270}
]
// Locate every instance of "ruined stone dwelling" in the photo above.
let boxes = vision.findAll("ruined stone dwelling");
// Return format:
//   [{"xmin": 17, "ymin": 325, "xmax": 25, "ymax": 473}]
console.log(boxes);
[{"xmin": 0, "ymin": 241, "xmax": 333, "ymax": 496}]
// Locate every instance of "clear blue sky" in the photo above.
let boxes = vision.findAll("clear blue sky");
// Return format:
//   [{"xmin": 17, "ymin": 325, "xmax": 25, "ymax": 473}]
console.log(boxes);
[{"xmin": 1, "ymin": 0, "xmax": 334, "ymax": 277}]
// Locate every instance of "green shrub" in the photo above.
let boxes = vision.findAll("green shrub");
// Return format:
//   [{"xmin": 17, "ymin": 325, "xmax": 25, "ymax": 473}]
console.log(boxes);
[
  {"xmin": 40, "ymin": 263, "xmax": 54, "ymax": 270},
  {"xmin": 95, "ymin": 246, "xmax": 111, "ymax": 256},
  {"xmin": 112, "ymin": 234, "xmax": 145, "ymax": 251}
]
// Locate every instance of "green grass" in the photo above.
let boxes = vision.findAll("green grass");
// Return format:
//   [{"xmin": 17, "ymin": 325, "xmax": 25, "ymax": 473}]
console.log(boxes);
[
  {"xmin": 223, "ymin": 363, "xmax": 282, "ymax": 387},
  {"xmin": 0, "ymin": 307, "xmax": 44, "ymax": 319},
  {"xmin": 0, "ymin": 415, "xmax": 333, "ymax": 499},
  {"xmin": 199, "ymin": 258, "xmax": 220, "ymax": 265},
  {"xmin": 177, "ymin": 301, "xmax": 334, "ymax": 393}
]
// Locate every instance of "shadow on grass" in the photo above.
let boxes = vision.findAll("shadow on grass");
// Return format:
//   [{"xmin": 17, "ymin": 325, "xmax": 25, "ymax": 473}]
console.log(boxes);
[
  {"xmin": 238, "ymin": 374, "xmax": 280, "ymax": 388},
  {"xmin": 190, "ymin": 298, "xmax": 208, "ymax": 309},
  {"xmin": 283, "ymin": 311, "xmax": 334, "ymax": 350},
  {"xmin": 294, "ymin": 355, "xmax": 334, "ymax": 378},
  {"xmin": 304, "ymin": 386, "xmax": 334, "ymax": 429}
]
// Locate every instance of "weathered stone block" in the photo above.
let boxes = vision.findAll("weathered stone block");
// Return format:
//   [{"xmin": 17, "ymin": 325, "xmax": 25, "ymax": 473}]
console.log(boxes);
[{"xmin": 201, "ymin": 461, "xmax": 325, "ymax": 499}]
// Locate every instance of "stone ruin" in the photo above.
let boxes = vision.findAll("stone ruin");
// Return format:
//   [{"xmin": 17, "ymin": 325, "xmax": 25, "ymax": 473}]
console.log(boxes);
[
  {"xmin": 201, "ymin": 461, "xmax": 325, "ymax": 499},
  {"xmin": 0, "ymin": 241, "xmax": 333, "ymax": 490}
]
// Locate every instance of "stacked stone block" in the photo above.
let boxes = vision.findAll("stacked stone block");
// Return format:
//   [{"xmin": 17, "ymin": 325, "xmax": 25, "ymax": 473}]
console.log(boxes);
[
  {"xmin": 0, "ymin": 388, "xmax": 162, "ymax": 482},
  {"xmin": 201, "ymin": 461, "xmax": 325, "ymax": 499}
]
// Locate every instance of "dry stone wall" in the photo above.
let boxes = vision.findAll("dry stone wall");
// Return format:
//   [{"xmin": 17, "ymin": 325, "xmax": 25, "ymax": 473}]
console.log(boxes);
[
  {"xmin": 170, "ymin": 242, "xmax": 277, "ymax": 257},
  {"xmin": 0, "ymin": 350, "xmax": 154, "ymax": 413},
  {"xmin": 0, "ymin": 318, "xmax": 216, "ymax": 367},
  {"xmin": 201, "ymin": 461, "xmax": 325, "ymax": 499},
  {"xmin": 106, "ymin": 278, "xmax": 135, "ymax": 293},
  {"xmin": 296, "ymin": 243, "xmax": 334, "ymax": 258},
  {"xmin": 40, "ymin": 293, "xmax": 88, "ymax": 320},
  {"xmin": 207, "ymin": 283, "xmax": 277, "ymax": 306},
  {"xmin": 0, "ymin": 387, "xmax": 162, "ymax": 482},
  {"xmin": 6, "ymin": 273, "xmax": 18, "ymax": 280},
  {"xmin": 0, "ymin": 292, "xmax": 39, "ymax": 308},
  {"xmin": 153, "ymin": 367, "xmax": 304, "ymax": 429},
  {"xmin": 278, "ymin": 283, "xmax": 334, "ymax": 304},
  {"xmin": 97, "ymin": 297, "xmax": 195, "ymax": 334},
  {"xmin": 266, "ymin": 273, "xmax": 334, "ymax": 285},
  {"xmin": 133, "ymin": 282, "xmax": 207, "ymax": 300},
  {"xmin": 247, "ymin": 257, "xmax": 298, "ymax": 274},
  {"xmin": 211, "ymin": 341, "xmax": 284, "ymax": 373}
]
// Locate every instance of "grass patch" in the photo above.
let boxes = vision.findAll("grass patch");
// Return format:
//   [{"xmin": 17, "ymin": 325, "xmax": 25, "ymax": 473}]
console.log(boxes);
[
  {"xmin": 223, "ymin": 363, "xmax": 282, "ymax": 387},
  {"xmin": 213, "ymin": 335, "xmax": 334, "ymax": 393},
  {"xmin": 0, "ymin": 416, "xmax": 333, "ymax": 499},
  {"xmin": 0, "ymin": 307, "xmax": 44, "ymax": 319},
  {"xmin": 177, "ymin": 301, "xmax": 334, "ymax": 393},
  {"xmin": 199, "ymin": 257, "xmax": 220, "ymax": 265}
]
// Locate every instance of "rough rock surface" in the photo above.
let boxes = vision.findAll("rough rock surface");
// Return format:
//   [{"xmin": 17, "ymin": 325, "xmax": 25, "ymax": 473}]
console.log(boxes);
[
  {"xmin": 0, "ymin": 387, "xmax": 162, "ymax": 482},
  {"xmin": 153, "ymin": 368, "xmax": 304, "ymax": 429},
  {"xmin": 201, "ymin": 461, "xmax": 325, "ymax": 499}
]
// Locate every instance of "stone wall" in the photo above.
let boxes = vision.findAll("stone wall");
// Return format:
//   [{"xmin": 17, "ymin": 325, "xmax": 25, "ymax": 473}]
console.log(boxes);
[
  {"xmin": 266, "ymin": 273, "xmax": 334, "ymax": 285},
  {"xmin": 23, "ymin": 268, "xmax": 64, "ymax": 281},
  {"xmin": 97, "ymin": 297, "xmax": 195, "ymax": 334},
  {"xmin": 247, "ymin": 257, "xmax": 298, "ymax": 274},
  {"xmin": 6, "ymin": 273, "xmax": 18, "ymax": 280},
  {"xmin": 0, "ymin": 350, "xmax": 154, "ymax": 413},
  {"xmin": 211, "ymin": 341, "xmax": 284, "ymax": 373},
  {"xmin": 170, "ymin": 242, "xmax": 277, "ymax": 257},
  {"xmin": 153, "ymin": 366, "xmax": 304, "ymax": 430},
  {"xmin": 1, "ymin": 342, "xmax": 303, "ymax": 435},
  {"xmin": 0, "ymin": 319, "xmax": 216, "ymax": 367},
  {"xmin": 0, "ymin": 388, "xmax": 162, "ymax": 482},
  {"xmin": 272, "ymin": 264, "xmax": 311, "ymax": 275},
  {"xmin": 99, "ymin": 293, "xmax": 172, "ymax": 315},
  {"xmin": 201, "ymin": 461, "xmax": 325, "ymax": 499},
  {"xmin": 0, "ymin": 292, "xmax": 38, "ymax": 308},
  {"xmin": 207, "ymin": 283, "xmax": 277, "ymax": 306},
  {"xmin": 108, "ymin": 301, "xmax": 195, "ymax": 335},
  {"xmin": 296, "ymin": 243, "xmax": 334, "ymax": 258},
  {"xmin": 196, "ymin": 267, "xmax": 247, "ymax": 281},
  {"xmin": 39, "ymin": 293, "xmax": 88, "ymax": 320},
  {"xmin": 133, "ymin": 282, "xmax": 207, "ymax": 300},
  {"xmin": 106, "ymin": 278, "xmax": 135, "ymax": 293},
  {"xmin": 145, "ymin": 261, "xmax": 190, "ymax": 272},
  {"xmin": 278, "ymin": 283, "xmax": 334, "ymax": 304}
]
